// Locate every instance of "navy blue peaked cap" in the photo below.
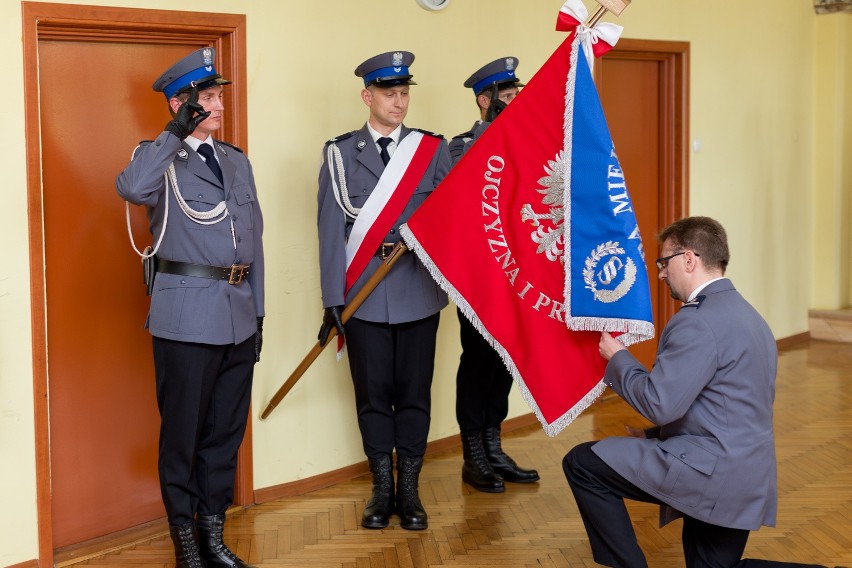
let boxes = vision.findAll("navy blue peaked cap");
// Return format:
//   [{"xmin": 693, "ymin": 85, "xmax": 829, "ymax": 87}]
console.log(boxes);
[
  {"xmin": 464, "ymin": 56, "xmax": 525, "ymax": 95},
  {"xmin": 355, "ymin": 51, "xmax": 417, "ymax": 87},
  {"xmin": 152, "ymin": 47, "xmax": 231, "ymax": 99}
]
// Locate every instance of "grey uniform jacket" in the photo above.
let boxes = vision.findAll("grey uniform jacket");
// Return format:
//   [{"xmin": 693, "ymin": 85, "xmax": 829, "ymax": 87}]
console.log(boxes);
[
  {"xmin": 448, "ymin": 120, "xmax": 481, "ymax": 164},
  {"xmin": 317, "ymin": 124, "xmax": 450, "ymax": 324},
  {"xmin": 593, "ymin": 279, "xmax": 778, "ymax": 531},
  {"xmin": 450, "ymin": 120, "xmax": 490, "ymax": 167},
  {"xmin": 116, "ymin": 131, "xmax": 265, "ymax": 345}
]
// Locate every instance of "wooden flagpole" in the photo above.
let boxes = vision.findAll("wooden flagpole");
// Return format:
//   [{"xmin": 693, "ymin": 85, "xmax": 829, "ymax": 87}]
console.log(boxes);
[{"xmin": 260, "ymin": 242, "xmax": 408, "ymax": 420}]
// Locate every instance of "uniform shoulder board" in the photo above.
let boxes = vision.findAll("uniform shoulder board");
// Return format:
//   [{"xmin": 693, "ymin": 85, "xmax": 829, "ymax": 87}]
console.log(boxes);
[
  {"xmin": 413, "ymin": 128, "xmax": 444, "ymax": 139},
  {"xmin": 451, "ymin": 130, "xmax": 474, "ymax": 141},
  {"xmin": 131, "ymin": 140, "xmax": 154, "ymax": 160},
  {"xmin": 681, "ymin": 295, "xmax": 706, "ymax": 309},
  {"xmin": 325, "ymin": 131, "xmax": 356, "ymax": 146},
  {"xmin": 216, "ymin": 140, "xmax": 244, "ymax": 154}
]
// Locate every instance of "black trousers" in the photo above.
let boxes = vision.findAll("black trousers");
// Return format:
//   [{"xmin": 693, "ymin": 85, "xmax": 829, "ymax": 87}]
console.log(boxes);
[
  {"xmin": 153, "ymin": 335, "xmax": 255, "ymax": 527},
  {"xmin": 563, "ymin": 442, "xmax": 827, "ymax": 568},
  {"xmin": 455, "ymin": 308, "xmax": 513, "ymax": 433},
  {"xmin": 345, "ymin": 314, "xmax": 440, "ymax": 459}
]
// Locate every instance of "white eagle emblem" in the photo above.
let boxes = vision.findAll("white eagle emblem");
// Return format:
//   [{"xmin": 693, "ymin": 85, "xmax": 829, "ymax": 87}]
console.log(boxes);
[
  {"xmin": 392, "ymin": 52, "xmax": 404, "ymax": 67},
  {"xmin": 521, "ymin": 151, "xmax": 566, "ymax": 264},
  {"xmin": 202, "ymin": 48, "xmax": 214, "ymax": 66},
  {"xmin": 505, "ymin": 58, "xmax": 515, "ymax": 71}
]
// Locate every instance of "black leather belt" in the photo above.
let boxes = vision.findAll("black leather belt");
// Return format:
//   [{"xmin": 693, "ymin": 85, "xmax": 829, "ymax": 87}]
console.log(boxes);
[
  {"xmin": 157, "ymin": 259, "xmax": 250, "ymax": 285},
  {"xmin": 376, "ymin": 242, "xmax": 397, "ymax": 260}
]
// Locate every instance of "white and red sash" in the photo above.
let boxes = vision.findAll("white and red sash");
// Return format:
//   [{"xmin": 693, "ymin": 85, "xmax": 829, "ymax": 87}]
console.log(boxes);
[{"xmin": 344, "ymin": 130, "xmax": 440, "ymax": 294}]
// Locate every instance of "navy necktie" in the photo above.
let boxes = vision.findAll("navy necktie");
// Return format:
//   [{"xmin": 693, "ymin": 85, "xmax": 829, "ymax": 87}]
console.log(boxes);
[
  {"xmin": 197, "ymin": 143, "xmax": 223, "ymax": 184},
  {"xmin": 377, "ymin": 137, "xmax": 393, "ymax": 166}
]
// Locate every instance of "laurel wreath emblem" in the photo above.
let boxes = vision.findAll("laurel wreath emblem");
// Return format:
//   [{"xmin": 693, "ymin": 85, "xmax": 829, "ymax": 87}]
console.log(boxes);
[{"xmin": 583, "ymin": 241, "xmax": 637, "ymax": 303}]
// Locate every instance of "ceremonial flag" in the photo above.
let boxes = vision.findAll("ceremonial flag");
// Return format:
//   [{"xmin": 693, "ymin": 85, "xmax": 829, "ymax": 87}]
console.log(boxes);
[{"xmin": 400, "ymin": 0, "xmax": 654, "ymax": 436}]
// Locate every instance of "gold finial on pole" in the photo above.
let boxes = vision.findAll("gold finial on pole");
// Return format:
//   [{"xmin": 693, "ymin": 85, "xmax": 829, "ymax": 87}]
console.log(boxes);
[
  {"xmin": 587, "ymin": 0, "xmax": 630, "ymax": 26},
  {"xmin": 586, "ymin": 6, "xmax": 608, "ymax": 27},
  {"xmin": 595, "ymin": 0, "xmax": 630, "ymax": 16}
]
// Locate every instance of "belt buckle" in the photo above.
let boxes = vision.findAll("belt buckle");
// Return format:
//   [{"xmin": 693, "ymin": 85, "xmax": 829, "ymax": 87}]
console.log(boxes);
[
  {"xmin": 228, "ymin": 264, "xmax": 249, "ymax": 285},
  {"xmin": 379, "ymin": 243, "xmax": 395, "ymax": 260}
]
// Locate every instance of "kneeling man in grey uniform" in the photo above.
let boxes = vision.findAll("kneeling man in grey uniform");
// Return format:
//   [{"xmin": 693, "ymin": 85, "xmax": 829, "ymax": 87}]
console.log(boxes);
[{"xmin": 564, "ymin": 216, "xmax": 833, "ymax": 568}]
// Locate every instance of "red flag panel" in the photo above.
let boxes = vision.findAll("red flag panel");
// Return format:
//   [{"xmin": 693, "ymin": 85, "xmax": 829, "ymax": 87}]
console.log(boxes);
[{"xmin": 403, "ymin": 33, "xmax": 607, "ymax": 435}]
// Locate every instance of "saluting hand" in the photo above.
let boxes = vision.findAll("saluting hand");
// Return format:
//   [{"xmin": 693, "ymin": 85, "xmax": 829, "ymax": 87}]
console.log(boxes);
[
  {"xmin": 165, "ymin": 86, "xmax": 210, "ymax": 139},
  {"xmin": 485, "ymin": 98, "xmax": 507, "ymax": 122}
]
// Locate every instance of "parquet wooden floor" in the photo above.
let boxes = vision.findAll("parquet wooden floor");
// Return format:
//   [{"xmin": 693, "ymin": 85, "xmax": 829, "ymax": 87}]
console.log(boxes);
[{"xmin": 64, "ymin": 340, "xmax": 852, "ymax": 567}]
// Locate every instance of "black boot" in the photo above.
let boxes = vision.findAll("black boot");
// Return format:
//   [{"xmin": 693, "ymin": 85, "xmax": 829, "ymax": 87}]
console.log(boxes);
[
  {"xmin": 396, "ymin": 455, "xmax": 428, "ymax": 530},
  {"xmin": 461, "ymin": 431, "xmax": 505, "ymax": 493},
  {"xmin": 197, "ymin": 513, "xmax": 256, "ymax": 567},
  {"xmin": 169, "ymin": 521, "xmax": 205, "ymax": 568},
  {"xmin": 362, "ymin": 454, "xmax": 394, "ymax": 529},
  {"xmin": 483, "ymin": 426, "xmax": 540, "ymax": 483}
]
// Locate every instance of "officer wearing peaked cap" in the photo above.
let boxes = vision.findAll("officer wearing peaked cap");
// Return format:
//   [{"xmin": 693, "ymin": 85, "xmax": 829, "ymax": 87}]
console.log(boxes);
[
  {"xmin": 448, "ymin": 56, "xmax": 540, "ymax": 495},
  {"xmin": 448, "ymin": 56, "xmax": 525, "ymax": 161},
  {"xmin": 116, "ymin": 47, "xmax": 262, "ymax": 568},
  {"xmin": 316, "ymin": 50, "xmax": 450, "ymax": 532}
]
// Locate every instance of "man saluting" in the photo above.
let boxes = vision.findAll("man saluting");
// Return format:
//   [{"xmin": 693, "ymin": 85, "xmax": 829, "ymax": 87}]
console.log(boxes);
[{"xmin": 117, "ymin": 47, "xmax": 263, "ymax": 568}]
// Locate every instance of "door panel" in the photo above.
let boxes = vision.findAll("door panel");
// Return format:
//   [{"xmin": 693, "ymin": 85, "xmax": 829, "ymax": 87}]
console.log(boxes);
[
  {"xmin": 24, "ymin": 4, "xmax": 249, "ymax": 560},
  {"xmin": 599, "ymin": 57, "xmax": 663, "ymax": 368},
  {"xmin": 41, "ymin": 40, "xmax": 211, "ymax": 548}
]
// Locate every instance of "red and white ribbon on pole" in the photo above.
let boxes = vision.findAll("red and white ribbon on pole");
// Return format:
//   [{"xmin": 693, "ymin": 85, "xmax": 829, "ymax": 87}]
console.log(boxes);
[{"xmin": 556, "ymin": 0, "xmax": 623, "ymax": 72}]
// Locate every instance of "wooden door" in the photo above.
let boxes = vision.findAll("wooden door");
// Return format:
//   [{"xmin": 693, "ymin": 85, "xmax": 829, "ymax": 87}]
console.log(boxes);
[
  {"xmin": 40, "ymin": 40, "xmax": 204, "ymax": 549},
  {"xmin": 597, "ymin": 41, "xmax": 689, "ymax": 368},
  {"xmin": 23, "ymin": 3, "xmax": 248, "ymax": 557}
]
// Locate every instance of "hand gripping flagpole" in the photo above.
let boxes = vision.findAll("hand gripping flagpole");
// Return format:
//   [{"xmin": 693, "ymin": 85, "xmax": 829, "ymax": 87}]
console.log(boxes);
[{"xmin": 260, "ymin": 242, "xmax": 408, "ymax": 420}]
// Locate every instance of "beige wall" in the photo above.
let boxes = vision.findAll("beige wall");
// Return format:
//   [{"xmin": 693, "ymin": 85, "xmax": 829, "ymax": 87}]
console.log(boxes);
[
  {"xmin": 812, "ymin": 14, "xmax": 852, "ymax": 309},
  {"xmin": 847, "ymin": 24, "xmax": 852, "ymax": 308},
  {"xmin": 2, "ymin": 0, "xmax": 848, "ymax": 565}
]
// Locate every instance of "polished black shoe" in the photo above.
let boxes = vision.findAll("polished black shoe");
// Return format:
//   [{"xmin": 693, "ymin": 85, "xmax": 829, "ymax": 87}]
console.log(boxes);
[
  {"xmin": 169, "ymin": 521, "xmax": 205, "ymax": 568},
  {"xmin": 197, "ymin": 513, "xmax": 256, "ymax": 567},
  {"xmin": 483, "ymin": 426, "xmax": 540, "ymax": 483},
  {"xmin": 461, "ymin": 431, "xmax": 505, "ymax": 493},
  {"xmin": 362, "ymin": 454, "xmax": 394, "ymax": 529},
  {"xmin": 396, "ymin": 455, "xmax": 428, "ymax": 530}
]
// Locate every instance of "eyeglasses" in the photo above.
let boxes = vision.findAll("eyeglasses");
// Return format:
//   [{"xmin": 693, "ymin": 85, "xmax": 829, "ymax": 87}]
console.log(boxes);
[{"xmin": 655, "ymin": 251, "xmax": 699, "ymax": 271}]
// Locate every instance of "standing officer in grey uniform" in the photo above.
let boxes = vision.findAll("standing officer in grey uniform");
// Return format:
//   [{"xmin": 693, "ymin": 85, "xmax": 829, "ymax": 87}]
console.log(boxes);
[
  {"xmin": 564, "ymin": 217, "xmax": 833, "ymax": 568},
  {"xmin": 449, "ymin": 57, "xmax": 539, "ymax": 494},
  {"xmin": 117, "ymin": 47, "xmax": 263, "ymax": 568},
  {"xmin": 316, "ymin": 51, "xmax": 450, "ymax": 531}
]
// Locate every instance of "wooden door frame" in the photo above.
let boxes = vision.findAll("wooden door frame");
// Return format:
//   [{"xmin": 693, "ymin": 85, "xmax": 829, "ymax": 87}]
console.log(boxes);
[
  {"xmin": 22, "ymin": 3, "xmax": 250, "ymax": 564},
  {"xmin": 599, "ymin": 38, "xmax": 690, "ymax": 326}
]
